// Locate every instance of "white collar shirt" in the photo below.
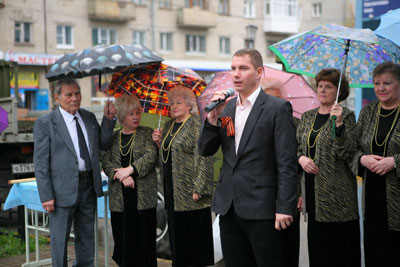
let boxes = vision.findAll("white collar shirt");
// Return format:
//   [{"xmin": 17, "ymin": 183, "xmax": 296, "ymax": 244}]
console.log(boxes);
[
  {"xmin": 234, "ymin": 88, "xmax": 261, "ymax": 154},
  {"xmin": 59, "ymin": 106, "xmax": 91, "ymax": 171}
]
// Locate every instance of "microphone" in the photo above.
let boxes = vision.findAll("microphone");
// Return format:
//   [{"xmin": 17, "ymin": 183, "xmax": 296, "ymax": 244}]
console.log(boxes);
[{"xmin": 205, "ymin": 88, "xmax": 235, "ymax": 112}]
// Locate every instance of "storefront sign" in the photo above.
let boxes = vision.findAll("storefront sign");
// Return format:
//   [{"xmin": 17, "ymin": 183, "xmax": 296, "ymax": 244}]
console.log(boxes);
[
  {"xmin": 10, "ymin": 71, "xmax": 39, "ymax": 89},
  {"xmin": 362, "ymin": 0, "xmax": 400, "ymax": 19},
  {"xmin": 5, "ymin": 50, "xmax": 62, "ymax": 66}
]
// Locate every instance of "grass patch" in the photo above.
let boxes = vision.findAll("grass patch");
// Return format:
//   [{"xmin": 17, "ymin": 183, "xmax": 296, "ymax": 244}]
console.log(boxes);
[{"xmin": 0, "ymin": 229, "xmax": 50, "ymax": 258}]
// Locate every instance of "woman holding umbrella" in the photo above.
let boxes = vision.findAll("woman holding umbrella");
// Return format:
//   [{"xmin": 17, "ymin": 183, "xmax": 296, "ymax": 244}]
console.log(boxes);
[
  {"xmin": 101, "ymin": 94, "xmax": 158, "ymax": 266},
  {"xmin": 354, "ymin": 62, "xmax": 400, "ymax": 266},
  {"xmin": 152, "ymin": 85, "xmax": 214, "ymax": 267},
  {"xmin": 297, "ymin": 69, "xmax": 360, "ymax": 267}
]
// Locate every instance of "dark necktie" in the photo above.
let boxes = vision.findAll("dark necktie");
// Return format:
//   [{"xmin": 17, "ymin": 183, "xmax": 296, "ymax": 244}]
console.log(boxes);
[{"xmin": 74, "ymin": 116, "xmax": 91, "ymax": 170}]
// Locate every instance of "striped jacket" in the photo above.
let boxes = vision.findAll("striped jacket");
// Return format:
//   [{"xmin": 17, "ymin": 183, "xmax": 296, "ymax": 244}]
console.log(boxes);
[
  {"xmin": 160, "ymin": 115, "xmax": 214, "ymax": 211},
  {"xmin": 354, "ymin": 100, "xmax": 400, "ymax": 231},
  {"xmin": 297, "ymin": 107, "xmax": 359, "ymax": 222},
  {"xmin": 102, "ymin": 126, "xmax": 158, "ymax": 212}
]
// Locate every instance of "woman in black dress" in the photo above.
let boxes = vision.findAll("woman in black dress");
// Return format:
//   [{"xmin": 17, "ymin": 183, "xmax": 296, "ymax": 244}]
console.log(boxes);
[
  {"xmin": 152, "ymin": 85, "xmax": 214, "ymax": 267},
  {"xmin": 102, "ymin": 95, "xmax": 158, "ymax": 266},
  {"xmin": 297, "ymin": 69, "xmax": 360, "ymax": 267},
  {"xmin": 354, "ymin": 62, "xmax": 400, "ymax": 267}
]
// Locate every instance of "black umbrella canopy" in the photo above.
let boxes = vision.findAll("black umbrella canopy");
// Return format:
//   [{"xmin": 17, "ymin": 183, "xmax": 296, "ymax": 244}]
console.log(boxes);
[{"xmin": 45, "ymin": 44, "xmax": 164, "ymax": 81}]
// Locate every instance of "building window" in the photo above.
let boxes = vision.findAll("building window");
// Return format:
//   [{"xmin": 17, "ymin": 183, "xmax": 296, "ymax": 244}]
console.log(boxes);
[
  {"xmin": 159, "ymin": 0, "xmax": 171, "ymax": 8},
  {"xmin": 245, "ymin": 40, "xmax": 255, "ymax": 49},
  {"xmin": 311, "ymin": 2, "xmax": 322, "ymax": 17},
  {"xmin": 56, "ymin": 25, "xmax": 74, "ymax": 49},
  {"xmin": 14, "ymin": 22, "xmax": 32, "ymax": 44},
  {"xmin": 133, "ymin": 31, "xmax": 145, "ymax": 46},
  {"xmin": 219, "ymin": 37, "xmax": 230, "ymax": 56},
  {"xmin": 219, "ymin": 0, "xmax": 229, "ymax": 14},
  {"xmin": 92, "ymin": 28, "xmax": 117, "ymax": 46},
  {"xmin": 244, "ymin": 0, "xmax": 255, "ymax": 18},
  {"xmin": 160, "ymin": 32, "xmax": 173, "ymax": 52},
  {"xmin": 266, "ymin": 0, "xmax": 297, "ymax": 17},
  {"xmin": 133, "ymin": 0, "xmax": 145, "ymax": 5},
  {"xmin": 186, "ymin": 35, "xmax": 206, "ymax": 54},
  {"xmin": 185, "ymin": 0, "xmax": 205, "ymax": 9},
  {"xmin": 288, "ymin": 0, "xmax": 296, "ymax": 16},
  {"xmin": 265, "ymin": 0, "xmax": 270, "ymax": 15}
]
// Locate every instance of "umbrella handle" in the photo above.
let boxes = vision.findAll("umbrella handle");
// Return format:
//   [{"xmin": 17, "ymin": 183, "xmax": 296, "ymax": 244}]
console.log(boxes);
[{"xmin": 331, "ymin": 115, "xmax": 337, "ymax": 138}]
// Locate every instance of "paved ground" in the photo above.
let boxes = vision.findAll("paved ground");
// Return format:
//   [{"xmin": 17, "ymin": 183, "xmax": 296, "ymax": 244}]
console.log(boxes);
[{"xmin": 0, "ymin": 209, "xmax": 307, "ymax": 267}]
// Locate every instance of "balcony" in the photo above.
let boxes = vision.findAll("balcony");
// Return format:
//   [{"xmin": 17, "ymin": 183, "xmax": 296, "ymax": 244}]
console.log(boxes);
[
  {"xmin": 263, "ymin": 0, "xmax": 299, "ymax": 34},
  {"xmin": 88, "ymin": 0, "xmax": 135, "ymax": 22},
  {"xmin": 177, "ymin": 7, "xmax": 217, "ymax": 29}
]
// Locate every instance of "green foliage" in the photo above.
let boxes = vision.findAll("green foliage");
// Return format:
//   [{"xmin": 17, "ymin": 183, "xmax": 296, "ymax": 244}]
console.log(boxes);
[{"xmin": 0, "ymin": 229, "xmax": 49, "ymax": 258}]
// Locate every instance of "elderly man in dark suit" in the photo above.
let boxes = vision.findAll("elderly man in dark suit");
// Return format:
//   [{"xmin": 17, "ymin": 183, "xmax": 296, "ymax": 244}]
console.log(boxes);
[
  {"xmin": 199, "ymin": 48, "xmax": 298, "ymax": 266},
  {"xmin": 34, "ymin": 78, "xmax": 116, "ymax": 267}
]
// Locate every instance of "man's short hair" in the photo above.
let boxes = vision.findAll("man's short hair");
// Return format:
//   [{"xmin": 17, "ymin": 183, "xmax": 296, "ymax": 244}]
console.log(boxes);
[
  {"xmin": 55, "ymin": 78, "xmax": 80, "ymax": 95},
  {"xmin": 233, "ymin": 48, "xmax": 263, "ymax": 70}
]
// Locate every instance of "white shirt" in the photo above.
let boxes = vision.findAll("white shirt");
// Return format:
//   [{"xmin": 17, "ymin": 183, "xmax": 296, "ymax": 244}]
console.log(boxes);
[
  {"xmin": 234, "ymin": 88, "xmax": 261, "ymax": 154},
  {"xmin": 59, "ymin": 107, "xmax": 91, "ymax": 171}
]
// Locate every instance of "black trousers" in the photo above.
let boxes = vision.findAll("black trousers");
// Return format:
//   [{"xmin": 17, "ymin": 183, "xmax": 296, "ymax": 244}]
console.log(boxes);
[{"xmin": 219, "ymin": 205, "xmax": 281, "ymax": 267}]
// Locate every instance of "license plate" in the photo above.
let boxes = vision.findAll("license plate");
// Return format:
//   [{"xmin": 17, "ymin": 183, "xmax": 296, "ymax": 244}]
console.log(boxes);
[{"xmin": 12, "ymin": 163, "xmax": 35, "ymax": 174}]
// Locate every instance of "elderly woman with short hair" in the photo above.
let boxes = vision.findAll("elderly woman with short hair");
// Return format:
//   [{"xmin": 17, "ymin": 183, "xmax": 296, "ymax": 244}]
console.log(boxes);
[
  {"xmin": 152, "ymin": 85, "xmax": 214, "ymax": 267},
  {"xmin": 102, "ymin": 94, "xmax": 158, "ymax": 266},
  {"xmin": 354, "ymin": 62, "xmax": 400, "ymax": 266},
  {"xmin": 297, "ymin": 69, "xmax": 360, "ymax": 267}
]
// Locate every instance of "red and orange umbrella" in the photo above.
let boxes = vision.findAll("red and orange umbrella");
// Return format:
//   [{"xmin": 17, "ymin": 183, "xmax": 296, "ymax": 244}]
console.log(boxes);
[{"xmin": 108, "ymin": 63, "xmax": 207, "ymax": 117}]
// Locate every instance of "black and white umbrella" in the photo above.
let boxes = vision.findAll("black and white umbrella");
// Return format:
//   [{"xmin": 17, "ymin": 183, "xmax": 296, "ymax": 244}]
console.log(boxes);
[{"xmin": 45, "ymin": 44, "xmax": 163, "ymax": 81}]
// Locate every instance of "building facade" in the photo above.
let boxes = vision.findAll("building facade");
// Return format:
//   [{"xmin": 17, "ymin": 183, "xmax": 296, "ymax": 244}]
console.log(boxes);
[{"xmin": 0, "ymin": 0, "xmax": 355, "ymax": 109}]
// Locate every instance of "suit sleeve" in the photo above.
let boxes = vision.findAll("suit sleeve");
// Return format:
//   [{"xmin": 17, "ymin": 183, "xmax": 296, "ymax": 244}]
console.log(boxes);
[
  {"xmin": 33, "ymin": 117, "xmax": 55, "ymax": 203},
  {"xmin": 198, "ymin": 119, "xmax": 222, "ymax": 156},
  {"xmin": 274, "ymin": 102, "xmax": 298, "ymax": 216},
  {"xmin": 99, "ymin": 115, "xmax": 116, "ymax": 151}
]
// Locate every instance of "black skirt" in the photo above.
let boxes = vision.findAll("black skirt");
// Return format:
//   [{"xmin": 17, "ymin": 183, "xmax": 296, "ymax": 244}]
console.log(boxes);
[
  {"xmin": 305, "ymin": 173, "xmax": 361, "ymax": 267},
  {"xmin": 110, "ymin": 185, "xmax": 157, "ymax": 267},
  {"xmin": 162, "ymin": 125, "xmax": 214, "ymax": 266}
]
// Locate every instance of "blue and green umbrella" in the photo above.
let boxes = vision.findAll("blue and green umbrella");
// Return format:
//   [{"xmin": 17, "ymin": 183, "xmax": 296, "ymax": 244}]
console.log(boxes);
[{"xmin": 269, "ymin": 23, "xmax": 400, "ymax": 89}]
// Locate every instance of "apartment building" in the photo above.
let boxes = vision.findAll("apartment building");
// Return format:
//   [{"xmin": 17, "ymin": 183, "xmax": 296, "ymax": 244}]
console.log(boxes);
[{"xmin": 6, "ymin": 0, "xmax": 359, "ymax": 109}]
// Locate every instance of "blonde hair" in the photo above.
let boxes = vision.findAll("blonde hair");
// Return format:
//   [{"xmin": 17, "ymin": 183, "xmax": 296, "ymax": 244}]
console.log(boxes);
[
  {"xmin": 167, "ymin": 86, "xmax": 198, "ymax": 115},
  {"xmin": 115, "ymin": 94, "xmax": 142, "ymax": 123}
]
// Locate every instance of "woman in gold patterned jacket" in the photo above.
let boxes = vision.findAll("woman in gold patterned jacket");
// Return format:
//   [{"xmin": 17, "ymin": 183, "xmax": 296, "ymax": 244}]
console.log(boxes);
[
  {"xmin": 152, "ymin": 85, "xmax": 214, "ymax": 267},
  {"xmin": 354, "ymin": 62, "xmax": 400, "ymax": 267},
  {"xmin": 102, "ymin": 95, "xmax": 158, "ymax": 266},
  {"xmin": 297, "ymin": 69, "xmax": 360, "ymax": 267}
]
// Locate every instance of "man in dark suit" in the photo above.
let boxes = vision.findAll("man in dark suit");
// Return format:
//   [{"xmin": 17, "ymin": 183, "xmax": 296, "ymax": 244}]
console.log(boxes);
[
  {"xmin": 199, "ymin": 48, "xmax": 298, "ymax": 266},
  {"xmin": 34, "ymin": 78, "xmax": 116, "ymax": 266}
]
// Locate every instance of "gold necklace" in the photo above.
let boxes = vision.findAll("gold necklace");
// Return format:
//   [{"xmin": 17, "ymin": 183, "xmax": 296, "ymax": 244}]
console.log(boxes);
[
  {"xmin": 307, "ymin": 110, "xmax": 325, "ymax": 160},
  {"xmin": 161, "ymin": 115, "xmax": 191, "ymax": 164},
  {"xmin": 379, "ymin": 105, "xmax": 399, "ymax": 117},
  {"xmin": 119, "ymin": 130, "xmax": 136, "ymax": 161},
  {"xmin": 370, "ymin": 103, "xmax": 400, "ymax": 156}
]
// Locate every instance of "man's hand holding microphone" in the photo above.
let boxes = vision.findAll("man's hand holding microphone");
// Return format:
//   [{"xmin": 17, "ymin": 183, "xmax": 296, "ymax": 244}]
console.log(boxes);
[{"xmin": 206, "ymin": 88, "xmax": 235, "ymax": 126}]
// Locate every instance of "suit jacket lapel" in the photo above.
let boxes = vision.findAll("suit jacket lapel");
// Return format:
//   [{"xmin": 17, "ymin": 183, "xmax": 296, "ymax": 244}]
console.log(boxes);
[
  {"xmin": 80, "ymin": 110, "xmax": 94, "ymax": 155},
  {"xmin": 234, "ymin": 92, "xmax": 265, "ymax": 164},
  {"xmin": 52, "ymin": 108, "xmax": 77, "ymax": 158}
]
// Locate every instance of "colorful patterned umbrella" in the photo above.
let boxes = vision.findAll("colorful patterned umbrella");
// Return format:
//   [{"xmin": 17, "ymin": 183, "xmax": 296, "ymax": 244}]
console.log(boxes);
[
  {"xmin": 45, "ymin": 44, "xmax": 163, "ymax": 81},
  {"xmin": 108, "ymin": 63, "xmax": 207, "ymax": 117},
  {"xmin": 269, "ymin": 23, "xmax": 400, "ymax": 88}
]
